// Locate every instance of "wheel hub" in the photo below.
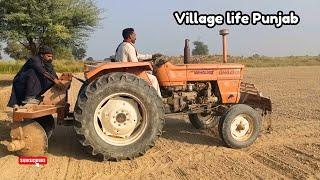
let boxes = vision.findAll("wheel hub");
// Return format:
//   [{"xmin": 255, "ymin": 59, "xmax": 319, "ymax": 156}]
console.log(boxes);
[
  {"xmin": 116, "ymin": 113, "xmax": 127, "ymax": 123},
  {"xmin": 230, "ymin": 115, "xmax": 250, "ymax": 140},
  {"xmin": 96, "ymin": 97, "xmax": 142, "ymax": 138}
]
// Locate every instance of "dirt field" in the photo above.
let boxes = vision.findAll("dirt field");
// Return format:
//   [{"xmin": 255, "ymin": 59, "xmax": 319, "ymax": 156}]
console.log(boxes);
[{"xmin": 0, "ymin": 66, "xmax": 320, "ymax": 179}]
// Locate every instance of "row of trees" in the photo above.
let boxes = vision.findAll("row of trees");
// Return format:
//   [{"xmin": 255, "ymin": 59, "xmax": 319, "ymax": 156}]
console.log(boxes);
[
  {"xmin": 0, "ymin": 0, "xmax": 212, "ymax": 61},
  {"xmin": 0, "ymin": 40, "xmax": 211, "ymax": 61},
  {"xmin": 1, "ymin": 41, "xmax": 87, "ymax": 60},
  {"xmin": 192, "ymin": 41, "xmax": 209, "ymax": 56},
  {"xmin": 0, "ymin": 0, "xmax": 101, "ymax": 60}
]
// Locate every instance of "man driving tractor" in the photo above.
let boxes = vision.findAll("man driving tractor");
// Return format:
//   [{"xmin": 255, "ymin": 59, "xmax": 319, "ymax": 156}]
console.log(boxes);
[
  {"xmin": 7, "ymin": 46, "xmax": 64, "ymax": 107},
  {"xmin": 115, "ymin": 28, "xmax": 162, "ymax": 96}
]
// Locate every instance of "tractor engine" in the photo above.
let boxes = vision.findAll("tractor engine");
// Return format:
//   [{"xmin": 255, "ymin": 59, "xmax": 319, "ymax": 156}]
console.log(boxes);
[{"xmin": 162, "ymin": 82, "xmax": 219, "ymax": 113}]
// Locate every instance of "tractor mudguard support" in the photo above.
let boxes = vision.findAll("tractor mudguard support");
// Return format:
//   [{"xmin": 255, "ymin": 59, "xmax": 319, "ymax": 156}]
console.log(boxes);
[{"xmin": 239, "ymin": 82, "xmax": 272, "ymax": 114}]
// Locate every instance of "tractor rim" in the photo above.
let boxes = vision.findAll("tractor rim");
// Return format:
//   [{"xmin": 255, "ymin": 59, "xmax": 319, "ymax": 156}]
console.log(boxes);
[
  {"xmin": 230, "ymin": 114, "xmax": 253, "ymax": 141},
  {"xmin": 94, "ymin": 93, "xmax": 147, "ymax": 146}
]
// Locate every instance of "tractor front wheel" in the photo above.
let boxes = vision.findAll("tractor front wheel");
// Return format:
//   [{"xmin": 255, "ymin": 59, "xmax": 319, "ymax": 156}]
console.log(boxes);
[{"xmin": 218, "ymin": 104, "xmax": 261, "ymax": 149}]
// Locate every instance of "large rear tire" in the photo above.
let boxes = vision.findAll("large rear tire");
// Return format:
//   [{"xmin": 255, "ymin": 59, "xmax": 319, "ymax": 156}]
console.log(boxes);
[
  {"xmin": 188, "ymin": 113, "xmax": 219, "ymax": 129},
  {"xmin": 218, "ymin": 104, "xmax": 261, "ymax": 149},
  {"xmin": 74, "ymin": 72, "xmax": 164, "ymax": 161}
]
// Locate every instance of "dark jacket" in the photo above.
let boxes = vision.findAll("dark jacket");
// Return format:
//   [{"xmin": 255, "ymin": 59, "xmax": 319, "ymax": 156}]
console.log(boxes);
[{"xmin": 7, "ymin": 55, "xmax": 58, "ymax": 107}]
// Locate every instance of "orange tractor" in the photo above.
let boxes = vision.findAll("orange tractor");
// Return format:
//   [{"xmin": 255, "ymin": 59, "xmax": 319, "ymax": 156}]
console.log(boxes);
[{"xmin": 1, "ymin": 29, "xmax": 272, "ymax": 161}]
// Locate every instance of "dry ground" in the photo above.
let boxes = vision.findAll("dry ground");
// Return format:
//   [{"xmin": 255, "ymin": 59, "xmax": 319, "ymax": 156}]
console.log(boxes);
[{"xmin": 0, "ymin": 66, "xmax": 320, "ymax": 179}]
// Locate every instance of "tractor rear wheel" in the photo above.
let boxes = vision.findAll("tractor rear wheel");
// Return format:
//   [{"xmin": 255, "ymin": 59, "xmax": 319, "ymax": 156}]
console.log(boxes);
[
  {"xmin": 188, "ymin": 113, "xmax": 219, "ymax": 129},
  {"xmin": 218, "ymin": 104, "xmax": 261, "ymax": 149},
  {"xmin": 74, "ymin": 72, "xmax": 164, "ymax": 161}
]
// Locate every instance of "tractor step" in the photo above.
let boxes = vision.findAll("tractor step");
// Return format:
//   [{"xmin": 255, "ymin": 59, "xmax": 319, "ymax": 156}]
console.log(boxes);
[
  {"xmin": 57, "ymin": 112, "xmax": 74, "ymax": 126},
  {"xmin": 58, "ymin": 119, "xmax": 74, "ymax": 126}
]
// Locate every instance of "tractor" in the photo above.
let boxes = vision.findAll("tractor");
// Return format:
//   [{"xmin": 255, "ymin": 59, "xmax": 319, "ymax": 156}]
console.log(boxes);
[{"xmin": 1, "ymin": 29, "xmax": 272, "ymax": 161}]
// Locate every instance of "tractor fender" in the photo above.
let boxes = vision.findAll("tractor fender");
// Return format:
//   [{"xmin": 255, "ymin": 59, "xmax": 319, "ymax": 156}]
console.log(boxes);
[
  {"xmin": 239, "ymin": 82, "xmax": 272, "ymax": 114},
  {"xmin": 84, "ymin": 62, "xmax": 153, "ymax": 85}
]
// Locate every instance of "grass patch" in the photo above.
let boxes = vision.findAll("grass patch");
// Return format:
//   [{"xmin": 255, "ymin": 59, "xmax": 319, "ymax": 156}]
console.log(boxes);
[
  {"xmin": 0, "ymin": 61, "xmax": 24, "ymax": 74},
  {"xmin": 231, "ymin": 56, "xmax": 320, "ymax": 67},
  {"xmin": 0, "ymin": 88, "xmax": 11, "ymax": 112},
  {"xmin": 168, "ymin": 55, "xmax": 320, "ymax": 67},
  {"xmin": 0, "ymin": 59, "xmax": 84, "ymax": 74},
  {"xmin": 53, "ymin": 60, "xmax": 84, "ymax": 73}
]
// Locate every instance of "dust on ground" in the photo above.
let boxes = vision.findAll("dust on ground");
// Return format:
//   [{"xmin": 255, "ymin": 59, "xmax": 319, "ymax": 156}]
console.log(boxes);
[{"xmin": 0, "ymin": 66, "xmax": 320, "ymax": 179}]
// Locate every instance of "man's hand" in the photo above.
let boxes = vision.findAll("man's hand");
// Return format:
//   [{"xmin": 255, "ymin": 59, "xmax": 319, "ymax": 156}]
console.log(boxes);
[
  {"xmin": 152, "ymin": 53, "xmax": 163, "ymax": 59},
  {"xmin": 54, "ymin": 79, "xmax": 65, "ymax": 90}
]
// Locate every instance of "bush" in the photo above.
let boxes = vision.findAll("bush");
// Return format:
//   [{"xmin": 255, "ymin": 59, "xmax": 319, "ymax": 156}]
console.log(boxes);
[{"xmin": 0, "ymin": 59, "xmax": 83, "ymax": 74}]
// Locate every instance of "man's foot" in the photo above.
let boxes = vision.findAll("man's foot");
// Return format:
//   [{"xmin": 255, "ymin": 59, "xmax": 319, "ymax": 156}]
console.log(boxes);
[{"xmin": 22, "ymin": 97, "xmax": 40, "ymax": 105}]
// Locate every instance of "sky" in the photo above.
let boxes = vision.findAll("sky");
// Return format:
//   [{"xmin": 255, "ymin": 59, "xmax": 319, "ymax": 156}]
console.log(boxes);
[{"xmin": 84, "ymin": 0, "xmax": 320, "ymax": 60}]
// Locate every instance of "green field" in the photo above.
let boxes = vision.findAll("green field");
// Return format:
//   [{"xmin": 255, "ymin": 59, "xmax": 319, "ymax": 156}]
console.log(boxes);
[{"xmin": 0, "ymin": 55, "xmax": 320, "ymax": 74}]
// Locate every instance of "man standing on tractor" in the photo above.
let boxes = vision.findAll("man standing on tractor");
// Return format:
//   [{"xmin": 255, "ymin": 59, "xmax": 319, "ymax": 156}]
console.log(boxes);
[
  {"xmin": 7, "ymin": 45, "xmax": 64, "ymax": 107},
  {"xmin": 115, "ymin": 28, "xmax": 162, "ymax": 96}
]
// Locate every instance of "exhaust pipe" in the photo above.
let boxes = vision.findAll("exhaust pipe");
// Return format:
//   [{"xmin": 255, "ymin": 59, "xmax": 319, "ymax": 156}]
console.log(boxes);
[
  {"xmin": 184, "ymin": 39, "xmax": 190, "ymax": 64},
  {"xmin": 219, "ymin": 29, "xmax": 229, "ymax": 63}
]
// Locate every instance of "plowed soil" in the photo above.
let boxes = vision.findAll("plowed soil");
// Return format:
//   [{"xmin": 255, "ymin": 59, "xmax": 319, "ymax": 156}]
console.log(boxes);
[{"xmin": 0, "ymin": 66, "xmax": 319, "ymax": 179}]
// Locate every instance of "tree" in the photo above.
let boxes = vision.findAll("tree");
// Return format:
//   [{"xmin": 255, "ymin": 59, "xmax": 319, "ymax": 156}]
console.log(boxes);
[
  {"xmin": 72, "ymin": 47, "xmax": 87, "ymax": 60},
  {"xmin": 0, "ymin": 0, "xmax": 100, "ymax": 56},
  {"xmin": 86, "ymin": 57, "xmax": 93, "ymax": 61},
  {"xmin": 54, "ymin": 46, "xmax": 74, "ymax": 60},
  {"xmin": 4, "ymin": 41, "xmax": 30, "ymax": 59},
  {"xmin": 0, "ymin": 44, "xmax": 2, "ymax": 60},
  {"xmin": 252, "ymin": 53, "xmax": 260, "ymax": 58},
  {"xmin": 192, "ymin": 41, "xmax": 209, "ymax": 56}
]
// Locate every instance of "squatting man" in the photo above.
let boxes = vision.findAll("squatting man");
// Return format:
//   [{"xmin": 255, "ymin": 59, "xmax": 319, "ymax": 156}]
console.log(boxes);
[
  {"xmin": 7, "ymin": 46, "xmax": 65, "ymax": 107},
  {"xmin": 115, "ymin": 28, "xmax": 162, "ymax": 96}
]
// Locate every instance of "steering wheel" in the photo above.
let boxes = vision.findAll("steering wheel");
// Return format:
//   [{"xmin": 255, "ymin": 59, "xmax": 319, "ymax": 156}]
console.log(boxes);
[{"xmin": 152, "ymin": 56, "xmax": 170, "ymax": 68}]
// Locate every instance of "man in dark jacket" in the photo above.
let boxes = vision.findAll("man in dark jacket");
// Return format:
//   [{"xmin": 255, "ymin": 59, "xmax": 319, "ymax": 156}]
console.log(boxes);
[{"xmin": 7, "ymin": 45, "xmax": 64, "ymax": 107}]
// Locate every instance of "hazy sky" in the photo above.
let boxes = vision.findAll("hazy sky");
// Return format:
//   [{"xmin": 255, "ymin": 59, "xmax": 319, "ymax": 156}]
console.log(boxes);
[
  {"xmin": 2, "ymin": 1, "xmax": 319, "ymax": 59},
  {"xmin": 85, "ymin": 0, "xmax": 319, "ymax": 60}
]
